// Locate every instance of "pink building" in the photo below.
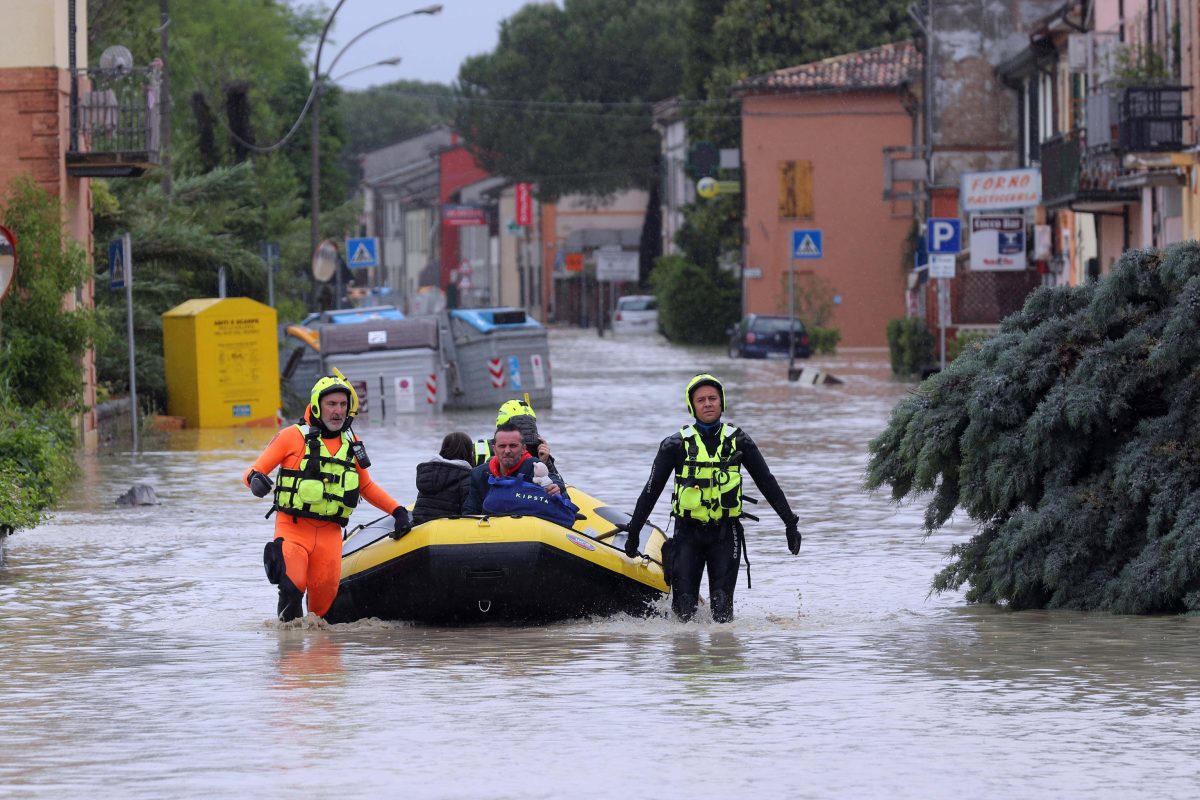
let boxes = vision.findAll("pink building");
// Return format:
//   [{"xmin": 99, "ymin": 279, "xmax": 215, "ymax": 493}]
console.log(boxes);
[{"xmin": 736, "ymin": 43, "xmax": 921, "ymax": 348}]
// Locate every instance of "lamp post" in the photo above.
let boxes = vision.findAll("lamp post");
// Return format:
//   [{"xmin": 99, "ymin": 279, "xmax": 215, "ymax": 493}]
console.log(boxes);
[{"xmin": 309, "ymin": 4, "xmax": 443, "ymax": 260}]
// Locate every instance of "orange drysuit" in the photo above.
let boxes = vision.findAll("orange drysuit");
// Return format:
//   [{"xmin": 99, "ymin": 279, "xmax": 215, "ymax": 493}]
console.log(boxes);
[{"xmin": 245, "ymin": 422, "xmax": 399, "ymax": 617}]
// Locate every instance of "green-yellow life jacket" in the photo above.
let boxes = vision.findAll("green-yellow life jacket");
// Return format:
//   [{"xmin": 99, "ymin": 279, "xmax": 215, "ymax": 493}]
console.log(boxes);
[
  {"xmin": 273, "ymin": 425, "xmax": 361, "ymax": 526},
  {"xmin": 671, "ymin": 423, "xmax": 742, "ymax": 523}
]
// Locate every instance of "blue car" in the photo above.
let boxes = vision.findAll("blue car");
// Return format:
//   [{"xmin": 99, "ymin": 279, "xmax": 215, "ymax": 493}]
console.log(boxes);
[{"xmin": 728, "ymin": 314, "xmax": 811, "ymax": 359}]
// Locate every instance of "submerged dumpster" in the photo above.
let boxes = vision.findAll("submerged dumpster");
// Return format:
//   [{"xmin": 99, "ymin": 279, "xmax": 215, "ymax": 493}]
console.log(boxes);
[
  {"xmin": 317, "ymin": 316, "xmax": 443, "ymax": 415},
  {"xmin": 162, "ymin": 297, "xmax": 280, "ymax": 428},
  {"xmin": 441, "ymin": 308, "xmax": 552, "ymax": 411}
]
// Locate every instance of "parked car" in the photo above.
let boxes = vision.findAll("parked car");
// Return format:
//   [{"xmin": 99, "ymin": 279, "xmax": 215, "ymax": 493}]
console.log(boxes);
[
  {"xmin": 612, "ymin": 294, "xmax": 659, "ymax": 334},
  {"xmin": 727, "ymin": 314, "xmax": 811, "ymax": 359}
]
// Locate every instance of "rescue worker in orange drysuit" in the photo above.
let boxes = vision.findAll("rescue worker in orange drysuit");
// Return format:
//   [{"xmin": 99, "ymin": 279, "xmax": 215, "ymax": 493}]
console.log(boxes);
[{"xmin": 243, "ymin": 374, "xmax": 410, "ymax": 621}]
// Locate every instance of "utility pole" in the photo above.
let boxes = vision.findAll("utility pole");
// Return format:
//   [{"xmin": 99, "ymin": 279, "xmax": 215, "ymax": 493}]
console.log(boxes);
[{"xmin": 159, "ymin": 0, "xmax": 171, "ymax": 195}]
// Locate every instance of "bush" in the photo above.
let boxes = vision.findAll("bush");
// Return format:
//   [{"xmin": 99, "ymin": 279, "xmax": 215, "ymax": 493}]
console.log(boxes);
[
  {"xmin": 651, "ymin": 255, "xmax": 739, "ymax": 344},
  {"xmin": 885, "ymin": 317, "xmax": 935, "ymax": 376},
  {"xmin": 808, "ymin": 326, "xmax": 841, "ymax": 355},
  {"xmin": 0, "ymin": 403, "xmax": 77, "ymax": 533}
]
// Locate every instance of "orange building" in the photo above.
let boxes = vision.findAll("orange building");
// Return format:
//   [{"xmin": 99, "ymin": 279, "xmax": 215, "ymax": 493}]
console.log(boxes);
[{"xmin": 736, "ymin": 43, "xmax": 921, "ymax": 348}]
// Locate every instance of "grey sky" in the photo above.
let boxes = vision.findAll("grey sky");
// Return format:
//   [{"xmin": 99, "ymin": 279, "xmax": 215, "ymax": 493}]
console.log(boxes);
[{"xmin": 307, "ymin": 0, "xmax": 553, "ymax": 89}]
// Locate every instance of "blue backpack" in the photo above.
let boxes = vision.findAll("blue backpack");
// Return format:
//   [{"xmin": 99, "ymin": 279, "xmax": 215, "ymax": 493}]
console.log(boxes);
[{"xmin": 482, "ymin": 475, "xmax": 580, "ymax": 528}]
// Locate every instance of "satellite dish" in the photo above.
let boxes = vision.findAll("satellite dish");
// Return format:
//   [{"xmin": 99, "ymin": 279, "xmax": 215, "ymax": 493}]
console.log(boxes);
[
  {"xmin": 99, "ymin": 46, "xmax": 134, "ymax": 74},
  {"xmin": 311, "ymin": 240, "xmax": 339, "ymax": 283}
]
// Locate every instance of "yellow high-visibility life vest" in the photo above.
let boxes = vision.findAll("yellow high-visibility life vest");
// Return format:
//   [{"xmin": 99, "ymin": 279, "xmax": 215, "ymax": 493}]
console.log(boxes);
[
  {"xmin": 671, "ymin": 423, "xmax": 742, "ymax": 523},
  {"xmin": 273, "ymin": 425, "xmax": 361, "ymax": 525}
]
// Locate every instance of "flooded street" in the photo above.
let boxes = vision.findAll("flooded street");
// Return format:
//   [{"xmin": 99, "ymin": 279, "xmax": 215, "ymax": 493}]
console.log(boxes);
[{"xmin": 3, "ymin": 328, "xmax": 1199, "ymax": 798}]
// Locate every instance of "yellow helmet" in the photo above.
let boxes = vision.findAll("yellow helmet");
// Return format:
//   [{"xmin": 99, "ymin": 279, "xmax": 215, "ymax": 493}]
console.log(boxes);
[
  {"xmin": 685, "ymin": 373, "xmax": 724, "ymax": 416},
  {"xmin": 309, "ymin": 373, "xmax": 358, "ymax": 420},
  {"xmin": 496, "ymin": 398, "xmax": 535, "ymax": 426}
]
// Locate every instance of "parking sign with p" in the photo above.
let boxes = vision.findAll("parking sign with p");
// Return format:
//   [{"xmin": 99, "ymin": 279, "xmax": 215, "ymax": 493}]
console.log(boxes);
[{"xmin": 926, "ymin": 218, "xmax": 962, "ymax": 254}]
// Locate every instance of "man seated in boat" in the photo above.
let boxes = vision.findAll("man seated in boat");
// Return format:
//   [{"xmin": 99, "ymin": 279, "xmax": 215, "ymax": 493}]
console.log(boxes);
[
  {"xmin": 473, "ymin": 398, "xmax": 559, "ymax": 477},
  {"xmin": 462, "ymin": 422, "xmax": 572, "ymax": 525}
]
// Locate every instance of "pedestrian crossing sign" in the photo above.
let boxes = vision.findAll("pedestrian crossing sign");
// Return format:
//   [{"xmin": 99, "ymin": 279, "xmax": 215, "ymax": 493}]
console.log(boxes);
[
  {"xmin": 791, "ymin": 229, "xmax": 823, "ymax": 259},
  {"xmin": 345, "ymin": 237, "xmax": 379, "ymax": 269}
]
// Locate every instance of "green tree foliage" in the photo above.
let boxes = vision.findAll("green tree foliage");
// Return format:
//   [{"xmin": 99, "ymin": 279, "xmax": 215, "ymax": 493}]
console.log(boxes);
[
  {"xmin": 651, "ymin": 255, "xmax": 739, "ymax": 344},
  {"xmin": 337, "ymin": 80, "xmax": 456, "ymax": 184},
  {"xmin": 93, "ymin": 164, "xmax": 357, "ymax": 409},
  {"xmin": 0, "ymin": 179, "xmax": 94, "ymax": 533},
  {"xmin": 454, "ymin": 0, "xmax": 683, "ymax": 200},
  {"xmin": 0, "ymin": 177, "xmax": 95, "ymax": 408},
  {"xmin": 865, "ymin": 244, "xmax": 1200, "ymax": 613}
]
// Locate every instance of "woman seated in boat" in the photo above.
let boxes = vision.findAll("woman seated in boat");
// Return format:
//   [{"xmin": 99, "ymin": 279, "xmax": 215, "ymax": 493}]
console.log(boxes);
[
  {"xmin": 463, "ymin": 422, "xmax": 575, "ymax": 526},
  {"xmin": 410, "ymin": 431, "xmax": 474, "ymax": 527}
]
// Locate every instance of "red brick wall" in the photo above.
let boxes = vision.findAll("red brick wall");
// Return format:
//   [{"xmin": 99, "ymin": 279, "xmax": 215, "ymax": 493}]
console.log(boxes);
[{"xmin": 0, "ymin": 66, "xmax": 97, "ymax": 440}]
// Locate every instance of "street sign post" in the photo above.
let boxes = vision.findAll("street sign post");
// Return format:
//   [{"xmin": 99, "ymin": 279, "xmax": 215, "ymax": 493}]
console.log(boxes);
[
  {"xmin": 791, "ymin": 229, "xmax": 823, "ymax": 259},
  {"xmin": 0, "ymin": 224, "xmax": 16, "ymax": 305},
  {"xmin": 107, "ymin": 233, "xmax": 139, "ymax": 449},
  {"xmin": 925, "ymin": 218, "xmax": 962, "ymax": 370},
  {"xmin": 259, "ymin": 242, "xmax": 280, "ymax": 308}
]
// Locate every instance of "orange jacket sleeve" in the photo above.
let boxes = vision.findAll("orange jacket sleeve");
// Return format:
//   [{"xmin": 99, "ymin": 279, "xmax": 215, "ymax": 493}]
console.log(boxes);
[{"xmin": 243, "ymin": 426, "xmax": 304, "ymax": 487}]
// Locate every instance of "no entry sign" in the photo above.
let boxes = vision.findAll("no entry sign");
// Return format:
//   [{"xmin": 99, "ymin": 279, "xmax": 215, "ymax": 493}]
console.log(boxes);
[{"xmin": 0, "ymin": 224, "xmax": 16, "ymax": 302}]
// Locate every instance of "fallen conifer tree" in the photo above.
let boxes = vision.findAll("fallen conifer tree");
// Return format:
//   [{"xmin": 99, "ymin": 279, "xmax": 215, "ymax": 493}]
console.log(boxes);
[{"xmin": 865, "ymin": 243, "xmax": 1200, "ymax": 612}]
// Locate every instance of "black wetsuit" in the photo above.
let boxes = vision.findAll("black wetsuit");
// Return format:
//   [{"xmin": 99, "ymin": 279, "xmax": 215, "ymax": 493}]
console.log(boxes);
[{"xmin": 627, "ymin": 423, "xmax": 798, "ymax": 622}]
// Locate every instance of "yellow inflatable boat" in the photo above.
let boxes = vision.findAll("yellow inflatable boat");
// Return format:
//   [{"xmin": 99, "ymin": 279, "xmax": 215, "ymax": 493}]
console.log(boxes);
[{"xmin": 324, "ymin": 486, "xmax": 669, "ymax": 624}]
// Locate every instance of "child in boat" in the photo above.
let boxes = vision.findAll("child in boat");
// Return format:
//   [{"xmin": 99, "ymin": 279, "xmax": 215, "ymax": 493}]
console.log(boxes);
[{"xmin": 411, "ymin": 432, "xmax": 474, "ymax": 526}]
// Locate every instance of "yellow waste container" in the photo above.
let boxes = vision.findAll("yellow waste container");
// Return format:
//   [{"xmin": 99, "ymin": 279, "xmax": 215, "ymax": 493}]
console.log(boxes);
[{"xmin": 162, "ymin": 297, "xmax": 280, "ymax": 428}]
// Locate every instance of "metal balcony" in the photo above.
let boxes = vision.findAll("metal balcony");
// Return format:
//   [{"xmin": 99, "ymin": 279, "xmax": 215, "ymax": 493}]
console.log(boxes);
[
  {"xmin": 66, "ymin": 63, "xmax": 162, "ymax": 178},
  {"xmin": 1039, "ymin": 130, "xmax": 1138, "ymax": 211},
  {"xmin": 1118, "ymin": 85, "xmax": 1190, "ymax": 152}
]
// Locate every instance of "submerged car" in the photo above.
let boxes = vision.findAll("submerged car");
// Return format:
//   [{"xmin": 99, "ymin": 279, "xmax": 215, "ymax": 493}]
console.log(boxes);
[
  {"xmin": 612, "ymin": 294, "xmax": 659, "ymax": 334},
  {"xmin": 728, "ymin": 314, "xmax": 811, "ymax": 359}
]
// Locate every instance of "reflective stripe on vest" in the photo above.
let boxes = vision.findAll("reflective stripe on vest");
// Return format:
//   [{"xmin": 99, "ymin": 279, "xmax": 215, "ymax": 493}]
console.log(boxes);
[
  {"xmin": 474, "ymin": 438, "xmax": 493, "ymax": 467},
  {"xmin": 671, "ymin": 423, "xmax": 742, "ymax": 523},
  {"xmin": 273, "ymin": 424, "xmax": 361, "ymax": 525}
]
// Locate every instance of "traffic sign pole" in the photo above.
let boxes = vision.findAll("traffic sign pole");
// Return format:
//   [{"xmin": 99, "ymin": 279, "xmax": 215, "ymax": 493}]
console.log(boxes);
[{"xmin": 122, "ymin": 232, "xmax": 138, "ymax": 451}]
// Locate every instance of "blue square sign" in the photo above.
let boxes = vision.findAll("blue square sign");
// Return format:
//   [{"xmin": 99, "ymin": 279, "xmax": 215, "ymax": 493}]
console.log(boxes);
[
  {"xmin": 345, "ymin": 237, "xmax": 379, "ymax": 269},
  {"xmin": 926, "ymin": 218, "xmax": 962, "ymax": 254},
  {"xmin": 791, "ymin": 229, "xmax": 823, "ymax": 259}
]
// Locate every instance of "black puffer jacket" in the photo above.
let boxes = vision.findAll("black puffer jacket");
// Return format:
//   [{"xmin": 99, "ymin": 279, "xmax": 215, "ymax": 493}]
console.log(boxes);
[{"xmin": 411, "ymin": 455, "xmax": 472, "ymax": 525}]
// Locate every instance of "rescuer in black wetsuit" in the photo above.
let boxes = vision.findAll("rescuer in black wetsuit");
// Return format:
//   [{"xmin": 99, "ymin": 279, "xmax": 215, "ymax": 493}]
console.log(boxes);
[{"xmin": 622, "ymin": 373, "xmax": 801, "ymax": 622}]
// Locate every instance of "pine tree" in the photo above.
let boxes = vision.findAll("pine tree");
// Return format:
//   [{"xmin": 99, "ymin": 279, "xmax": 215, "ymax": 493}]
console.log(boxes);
[{"xmin": 865, "ymin": 243, "xmax": 1200, "ymax": 613}]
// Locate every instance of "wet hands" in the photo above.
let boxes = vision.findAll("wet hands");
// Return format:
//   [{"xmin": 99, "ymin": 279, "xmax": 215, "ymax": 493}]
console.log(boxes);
[
  {"xmin": 247, "ymin": 470, "xmax": 273, "ymax": 498},
  {"xmin": 390, "ymin": 506, "xmax": 413, "ymax": 539},
  {"xmin": 785, "ymin": 520, "xmax": 801, "ymax": 555}
]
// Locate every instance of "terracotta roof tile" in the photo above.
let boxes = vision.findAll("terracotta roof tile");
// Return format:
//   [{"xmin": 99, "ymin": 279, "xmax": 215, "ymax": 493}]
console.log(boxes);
[{"xmin": 736, "ymin": 41, "xmax": 921, "ymax": 95}]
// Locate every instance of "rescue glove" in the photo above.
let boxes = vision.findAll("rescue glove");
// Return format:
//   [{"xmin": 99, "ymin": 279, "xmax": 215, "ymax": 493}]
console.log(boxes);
[
  {"xmin": 622, "ymin": 524, "xmax": 641, "ymax": 558},
  {"xmin": 248, "ymin": 470, "xmax": 273, "ymax": 498},
  {"xmin": 390, "ymin": 506, "xmax": 413, "ymax": 540},
  {"xmin": 785, "ymin": 520, "xmax": 802, "ymax": 555}
]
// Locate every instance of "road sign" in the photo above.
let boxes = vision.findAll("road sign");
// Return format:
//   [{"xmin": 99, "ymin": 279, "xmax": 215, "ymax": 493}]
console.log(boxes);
[
  {"xmin": 791, "ymin": 229, "xmax": 823, "ymax": 259},
  {"xmin": 108, "ymin": 238, "xmax": 128, "ymax": 289},
  {"xmin": 926, "ymin": 218, "xmax": 961, "ymax": 254},
  {"xmin": 345, "ymin": 237, "xmax": 379, "ymax": 269},
  {"xmin": 929, "ymin": 254, "xmax": 956, "ymax": 278},
  {"xmin": 0, "ymin": 224, "xmax": 15, "ymax": 302},
  {"xmin": 259, "ymin": 241, "xmax": 281, "ymax": 271},
  {"xmin": 595, "ymin": 247, "xmax": 639, "ymax": 282},
  {"xmin": 515, "ymin": 182, "xmax": 533, "ymax": 226}
]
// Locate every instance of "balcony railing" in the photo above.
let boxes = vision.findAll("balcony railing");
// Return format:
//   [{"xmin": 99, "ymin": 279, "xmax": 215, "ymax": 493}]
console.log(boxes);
[
  {"xmin": 1086, "ymin": 84, "xmax": 1190, "ymax": 154},
  {"xmin": 66, "ymin": 63, "xmax": 162, "ymax": 178},
  {"xmin": 1039, "ymin": 130, "xmax": 1138, "ymax": 209}
]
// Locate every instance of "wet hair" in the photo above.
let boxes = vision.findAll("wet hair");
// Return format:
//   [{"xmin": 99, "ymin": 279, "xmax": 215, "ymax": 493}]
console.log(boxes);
[
  {"xmin": 495, "ymin": 421, "xmax": 521, "ymax": 435},
  {"xmin": 439, "ymin": 431, "xmax": 473, "ymax": 462}
]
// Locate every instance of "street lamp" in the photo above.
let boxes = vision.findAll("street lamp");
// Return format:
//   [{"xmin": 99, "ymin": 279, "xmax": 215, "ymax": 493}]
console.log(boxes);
[{"xmin": 309, "ymin": 3, "xmax": 444, "ymax": 264}]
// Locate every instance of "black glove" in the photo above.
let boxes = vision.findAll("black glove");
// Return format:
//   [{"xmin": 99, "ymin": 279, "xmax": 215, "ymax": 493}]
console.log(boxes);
[
  {"xmin": 785, "ymin": 520, "xmax": 801, "ymax": 555},
  {"xmin": 623, "ymin": 525, "xmax": 641, "ymax": 558},
  {"xmin": 248, "ymin": 470, "xmax": 273, "ymax": 498},
  {"xmin": 390, "ymin": 506, "xmax": 412, "ymax": 540}
]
